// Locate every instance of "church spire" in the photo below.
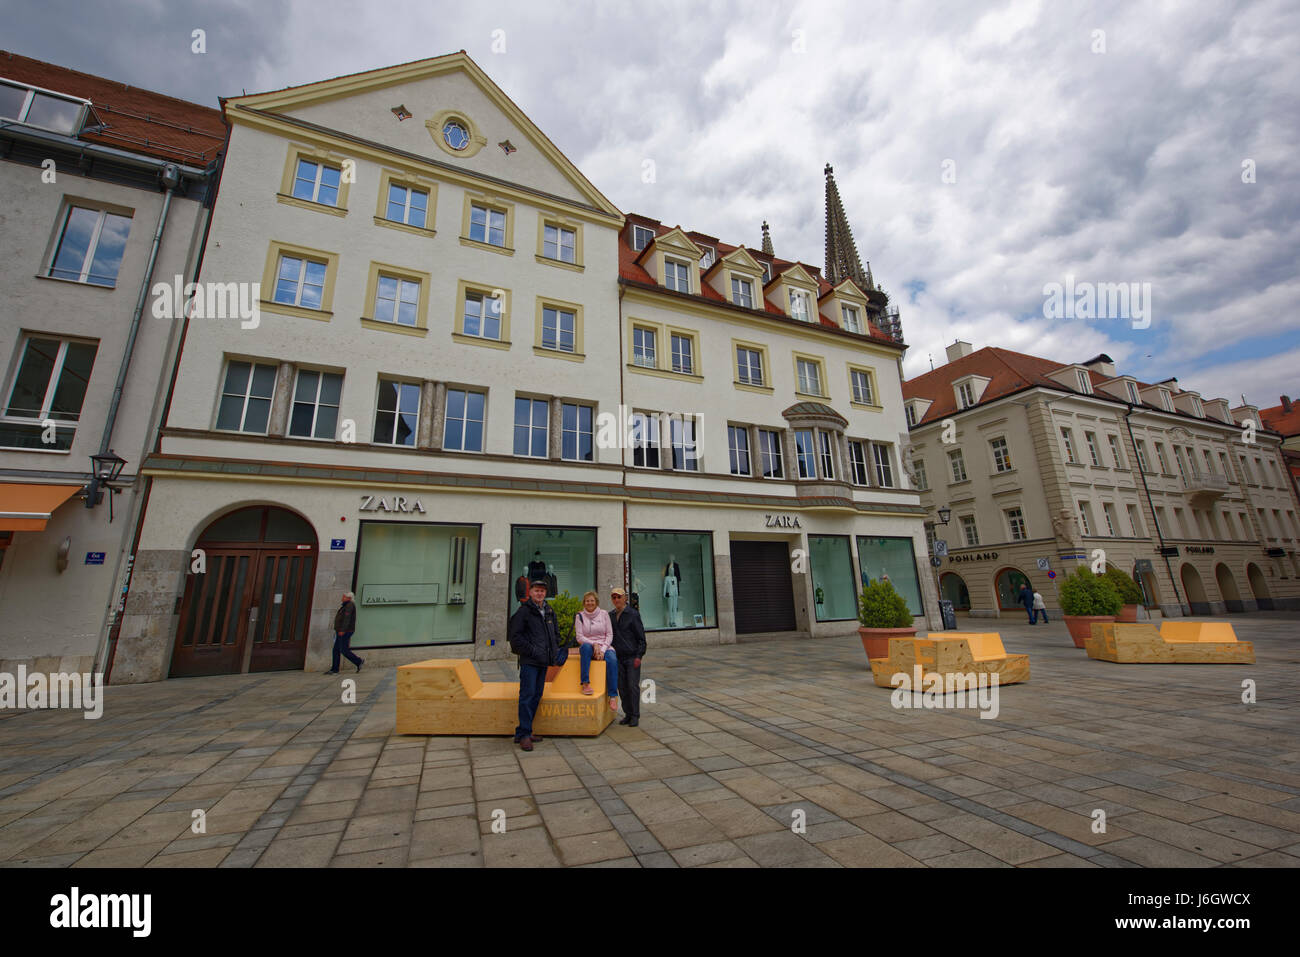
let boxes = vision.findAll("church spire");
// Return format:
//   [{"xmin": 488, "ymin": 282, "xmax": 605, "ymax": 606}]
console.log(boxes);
[
  {"xmin": 761, "ymin": 220, "xmax": 774, "ymax": 256},
  {"xmin": 823, "ymin": 164, "xmax": 870, "ymax": 292}
]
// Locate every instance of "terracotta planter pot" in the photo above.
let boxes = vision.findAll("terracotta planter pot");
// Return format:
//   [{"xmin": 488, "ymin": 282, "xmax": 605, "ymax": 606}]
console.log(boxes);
[
  {"xmin": 1116, "ymin": 604, "xmax": 1139, "ymax": 623},
  {"xmin": 859, "ymin": 626, "xmax": 917, "ymax": 660},
  {"xmin": 1063, "ymin": 615, "xmax": 1115, "ymax": 648}
]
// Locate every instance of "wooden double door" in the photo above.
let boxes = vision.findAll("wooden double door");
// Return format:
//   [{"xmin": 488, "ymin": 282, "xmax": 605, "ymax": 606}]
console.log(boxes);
[{"xmin": 170, "ymin": 507, "xmax": 318, "ymax": 677}]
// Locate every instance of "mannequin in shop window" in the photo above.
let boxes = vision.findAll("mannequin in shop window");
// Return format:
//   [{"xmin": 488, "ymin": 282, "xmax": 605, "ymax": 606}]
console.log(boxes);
[
  {"xmin": 528, "ymin": 551, "xmax": 547, "ymax": 583},
  {"xmin": 546, "ymin": 564, "xmax": 558, "ymax": 598},
  {"xmin": 663, "ymin": 555, "xmax": 682, "ymax": 627}
]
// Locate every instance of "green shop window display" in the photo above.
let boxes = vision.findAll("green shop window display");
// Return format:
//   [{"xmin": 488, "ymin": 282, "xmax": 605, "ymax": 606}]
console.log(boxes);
[
  {"xmin": 510, "ymin": 526, "xmax": 597, "ymax": 609},
  {"xmin": 629, "ymin": 530, "xmax": 716, "ymax": 629},
  {"xmin": 353, "ymin": 522, "xmax": 479, "ymax": 646},
  {"xmin": 856, "ymin": 535, "xmax": 924, "ymax": 617},
  {"xmin": 809, "ymin": 534, "xmax": 857, "ymax": 621}
]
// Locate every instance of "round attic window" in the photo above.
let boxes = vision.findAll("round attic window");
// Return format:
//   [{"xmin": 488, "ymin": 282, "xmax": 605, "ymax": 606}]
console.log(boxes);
[{"xmin": 442, "ymin": 120, "xmax": 470, "ymax": 151}]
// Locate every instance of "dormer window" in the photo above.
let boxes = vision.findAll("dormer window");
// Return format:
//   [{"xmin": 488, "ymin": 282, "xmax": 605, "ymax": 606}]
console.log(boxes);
[
  {"xmin": 1160, "ymin": 391, "xmax": 1172, "ymax": 411},
  {"xmin": 789, "ymin": 289, "xmax": 812, "ymax": 321},
  {"xmin": 664, "ymin": 258, "xmax": 690, "ymax": 293},
  {"xmin": 632, "ymin": 225, "xmax": 654, "ymax": 252},
  {"xmin": 761, "ymin": 262, "xmax": 772, "ymax": 284},
  {"xmin": 957, "ymin": 381, "xmax": 976, "ymax": 409},
  {"xmin": 841, "ymin": 304, "xmax": 862, "ymax": 333},
  {"xmin": 731, "ymin": 277, "xmax": 754, "ymax": 308},
  {"xmin": 699, "ymin": 246, "xmax": 715, "ymax": 269},
  {"xmin": 0, "ymin": 80, "xmax": 87, "ymax": 135},
  {"xmin": 1076, "ymin": 370, "xmax": 1092, "ymax": 394},
  {"xmin": 1126, "ymin": 381, "xmax": 1140, "ymax": 404},
  {"xmin": 905, "ymin": 405, "xmax": 917, "ymax": 427},
  {"xmin": 1190, "ymin": 397, "xmax": 1203, "ymax": 417}
]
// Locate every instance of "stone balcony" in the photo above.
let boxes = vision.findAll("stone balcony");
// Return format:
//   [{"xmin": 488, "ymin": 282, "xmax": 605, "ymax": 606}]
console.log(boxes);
[{"xmin": 1183, "ymin": 469, "xmax": 1229, "ymax": 504}]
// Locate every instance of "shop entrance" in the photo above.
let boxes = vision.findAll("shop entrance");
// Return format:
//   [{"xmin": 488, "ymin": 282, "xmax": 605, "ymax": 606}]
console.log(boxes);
[
  {"xmin": 729, "ymin": 540, "xmax": 796, "ymax": 633},
  {"xmin": 170, "ymin": 506, "xmax": 318, "ymax": 677}
]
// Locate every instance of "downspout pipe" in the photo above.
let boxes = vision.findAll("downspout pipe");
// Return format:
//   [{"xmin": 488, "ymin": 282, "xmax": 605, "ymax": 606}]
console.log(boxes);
[{"xmin": 1125, "ymin": 406, "xmax": 1183, "ymax": 608}]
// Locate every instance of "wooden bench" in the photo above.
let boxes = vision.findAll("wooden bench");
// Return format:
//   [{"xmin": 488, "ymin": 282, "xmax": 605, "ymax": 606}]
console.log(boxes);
[
  {"xmin": 868, "ymin": 633, "xmax": 1030, "ymax": 688},
  {"xmin": 1085, "ymin": 621, "xmax": 1255, "ymax": 664},
  {"xmin": 396, "ymin": 655, "xmax": 616, "ymax": 736}
]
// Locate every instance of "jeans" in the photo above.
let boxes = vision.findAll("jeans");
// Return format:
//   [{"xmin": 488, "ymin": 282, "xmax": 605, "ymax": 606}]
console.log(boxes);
[
  {"xmin": 515, "ymin": 663, "xmax": 546, "ymax": 739},
  {"xmin": 579, "ymin": 644, "xmax": 619, "ymax": 697},
  {"xmin": 1031, "ymin": 608, "xmax": 1049, "ymax": 624},
  {"xmin": 617, "ymin": 656, "xmax": 642, "ymax": 719},
  {"xmin": 331, "ymin": 631, "xmax": 362, "ymax": 670}
]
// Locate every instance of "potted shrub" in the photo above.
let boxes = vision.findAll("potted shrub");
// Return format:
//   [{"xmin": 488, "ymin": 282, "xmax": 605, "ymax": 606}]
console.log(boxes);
[
  {"xmin": 857, "ymin": 579, "xmax": 915, "ymax": 659},
  {"xmin": 547, "ymin": 591, "xmax": 583, "ymax": 681},
  {"xmin": 1058, "ymin": 568, "xmax": 1122, "ymax": 648},
  {"xmin": 1102, "ymin": 567, "xmax": 1144, "ymax": 622}
]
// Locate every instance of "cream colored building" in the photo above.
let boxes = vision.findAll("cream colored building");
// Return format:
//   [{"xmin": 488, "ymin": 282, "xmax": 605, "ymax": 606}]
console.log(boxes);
[
  {"xmin": 111, "ymin": 54, "xmax": 937, "ymax": 682},
  {"xmin": 903, "ymin": 342, "xmax": 1300, "ymax": 618}
]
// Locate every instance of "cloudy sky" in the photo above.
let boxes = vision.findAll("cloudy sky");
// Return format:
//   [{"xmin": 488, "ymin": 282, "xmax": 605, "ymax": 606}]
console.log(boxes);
[{"xmin": 8, "ymin": 0, "xmax": 1298, "ymax": 406}]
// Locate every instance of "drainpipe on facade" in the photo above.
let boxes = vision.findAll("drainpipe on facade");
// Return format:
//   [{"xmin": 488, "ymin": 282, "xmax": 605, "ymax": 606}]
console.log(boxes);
[
  {"xmin": 1125, "ymin": 406, "xmax": 1184, "ymax": 609},
  {"xmin": 617, "ymin": 281, "xmax": 629, "ymax": 587}
]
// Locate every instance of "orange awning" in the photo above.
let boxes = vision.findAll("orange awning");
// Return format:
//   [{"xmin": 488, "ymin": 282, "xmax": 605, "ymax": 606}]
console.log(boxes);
[{"xmin": 0, "ymin": 483, "xmax": 82, "ymax": 531}]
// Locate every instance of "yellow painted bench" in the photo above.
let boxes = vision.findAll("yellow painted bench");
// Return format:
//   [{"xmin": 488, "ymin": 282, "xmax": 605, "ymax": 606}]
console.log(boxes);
[
  {"xmin": 396, "ymin": 655, "xmax": 616, "ymax": 736},
  {"xmin": 869, "ymin": 633, "xmax": 1030, "ymax": 688},
  {"xmin": 1085, "ymin": 622, "xmax": 1255, "ymax": 664}
]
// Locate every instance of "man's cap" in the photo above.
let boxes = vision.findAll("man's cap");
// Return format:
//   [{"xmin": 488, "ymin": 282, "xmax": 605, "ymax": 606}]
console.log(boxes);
[
  {"xmin": 528, "ymin": 577, "xmax": 548, "ymax": 588},
  {"xmin": 610, "ymin": 587, "xmax": 627, "ymax": 598}
]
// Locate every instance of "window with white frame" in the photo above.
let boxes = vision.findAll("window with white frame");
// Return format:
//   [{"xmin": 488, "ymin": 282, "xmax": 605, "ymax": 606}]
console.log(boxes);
[
  {"xmin": 849, "ymin": 440, "xmax": 869, "ymax": 485},
  {"xmin": 670, "ymin": 416, "xmax": 699, "ymax": 471},
  {"xmin": 469, "ymin": 204, "xmax": 506, "ymax": 246},
  {"xmin": 956, "ymin": 381, "xmax": 976, "ymax": 409},
  {"xmin": 728, "ymin": 425, "xmax": 751, "ymax": 476},
  {"xmin": 670, "ymin": 333, "xmax": 694, "ymax": 374},
  {"xmin": 736, "ymin": 346, "xmax": 763, "ymax": 386},
  {"xmin": 443, "ymin": 389, "xmax": 485, "ymax": 452},
  {"xmin": 760, "ymin": 262, "xmax": 772, "ymax": 284},
  {"xmin": 731, "ymin": 277, "xmax": 754, "ymax": 308},
  {"xmin": 1108, "ymin": 434, "xmax": 1125, "ymax": 469},
  {"xmin": 664, "ymin": 258, "xmax": 690, "ymax": 293},
  {"xmin": 1078, "ymin": 501, "xmax": 1093, "ymax": 536},
  {"xmin": 905, "ymin": 405, "xmax": 917, "ymax": 427},
  {"xmin": 633, "ymin": 328, "xmax": 657, "ymax": 368},
  {"xmin": 513, "ymin": 396, "xmax": 549, "ymax": 457},
  {"xmin": 796, "ymin": 358, "xmax": 822, "ymax": 395},
  {"xmin": 872, "ymin": 443, "xmax": 894, "ymax": 487},
  {"xmin": 385, "ymin": 183, "xmax": 428, "ymax": 227},
  {"xmin": 1076, "ymin": 370, "xmax": 1092, "ymax": 393},
  {"xmin": 1061, "ymin": 427, "xmax": 1077, "ymax": 464},
  {"xmin": 698, "ymin": 246, "xmax": 714, "ymax": 269},
  {"xmin": 216, "ymin": 360, "xmax": 277, "ymax": 434},
  {"xmin": 1126, "ymin": 504, "xmax": 1144, "ymax": 537},
  {"xmin": 1085, "ymin": 431, "xmax": 1101, "ymax": 466},
  {"xmin": 913, "ymin": 457, "xmax": 928, "ymax": 490},
  {"xmin": 948, "ymin": 448, "xmax": 967, "ymax": 482},
  {"xmin": 788, "ymin": 288, "xmax": 812, "ymax": 321},
  {"xmin": 1, "ymin": 336, "xmax": 98, "ymax": 450},
  {"xmin": 462, "ymin": 291, "xmax": 502, "ymax": 340},
  {"xmin": 373, "ymin": 378, "xmax": 420, "ymax": 446},
  {"xmin": 1135, "ymin": 440, "xmax": 1149, "ymax": 472},
  {"xmin": 1006, "ymin": 508, "xmax": 1027, "ymax": 541},
  {"xmin": 961, "ymin": 515, "xmax": 979, "ymax": 547},
  {"xmin": 841, "ymin": 304, "xmax": 862, "ymax": 333},
  {"xmin": 373, "ymin": 274, "xmax": 420, "ymax": 326},
  {"xmin": 541, "ymin": 306, "xmax": 575, "ymax": 352},
  {"xmin": 632, "ymin": 225, "xmax": 655, "ymax": 251},
  {"xmin": 1126, "ymin": 381, "xmax": 1140, "ymax": 403},
  {"xmin": 819, "ymin": 432, "xmax": 835, "ymax": 480},
  {"xmin": 273, "ymin": 254, "xmax": 327, "ymax": 309},
  {"xmin": 794, "ymin": 429, "xmax": 816, "ymax": 478},
  {"xmin": 543, "ymin": 224, "xmax": 576, "ymax": 263},
  {"xmin": 289, "ymin": 369, "xmax": 342, "ymax": 440},
  {"xmin": 292, "ymin": 158, "xmax": 341, "ymax": 206},
  {"xmin": 759, "ymin": 429, "xmax": 783, "ymax": 478},
  {"xmin": 850, "ymin": 369, "xmax": 874, "ymax": 405},
  {"xmin": 631, "ymin": 411, "xmax": 660, "ymax": 468},
  {"xmin": 990, "ymin": 437, "xmax": 1012, "ymax": 473},
  {"xmin": 48, "ymin": 206, "xmax": 133, "ymax": 287},
  {"xmin": 1153, "ymin": 442, "xmax": 1170, "ymax": 473},
  {"xmin": 0, "ymin": 80, "xmax": 86, "ymax": 134},
  {"xmin": 1102, "ymin": 502, "xmax": 1118, "ymax": 535},
  {"xmin": 561, "ymin": 402, "xmax": 594, "ymax": 461}
]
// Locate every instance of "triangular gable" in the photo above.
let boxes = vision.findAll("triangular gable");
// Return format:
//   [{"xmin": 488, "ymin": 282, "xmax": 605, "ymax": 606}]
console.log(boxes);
[
  {"xmin": 225, "ymin": 51, "xmax": 621, "ymax": 220},
  {"xmin": 821, "ymin": 277, "xmax": 869, "ymax": 303},
  {"xmin": 711, "ymin": 245, "xmax": 764, "ymax": 277},
  {"xmin": 777, "ymin": 262, "xmax": 820, "ymax": 289},
  {"xmin": 634, "ymin": 226, "xmax": 702, "ymax": 266}
]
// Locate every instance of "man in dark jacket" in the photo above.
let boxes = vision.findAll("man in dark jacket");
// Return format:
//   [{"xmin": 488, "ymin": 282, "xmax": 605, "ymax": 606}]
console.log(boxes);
[
  {"xmin": 507, "ymin": 578, "xmax": 561, "ymax": 751},
  {"xmin": 327, "ymin": 591, "xmax": 364, "ymax": 674},
  {"xmin": 609, "ymin": 587, "xmax": 646, "ymax": 726},
  {"xmin": 1018, "ymin": 583, "xmax": 1035, "ymax": 624}
]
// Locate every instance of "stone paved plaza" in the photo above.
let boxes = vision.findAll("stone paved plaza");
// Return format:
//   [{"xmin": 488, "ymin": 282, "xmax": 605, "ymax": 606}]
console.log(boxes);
[{"xmin": 2, "ymin": 614, "xmax": 1299, "ymax": 868}]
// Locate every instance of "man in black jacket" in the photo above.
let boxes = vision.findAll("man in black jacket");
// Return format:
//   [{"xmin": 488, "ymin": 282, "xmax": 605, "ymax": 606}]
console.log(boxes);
[
  {"xmin": 609, "ymin": 587, "xmax": 646, "ymax": 726},
  {"xmin": 507, "ymin": 578, "xmax": 561, "ymax": 751},
  {"xmin": 327, "ymin": 591, "xmax": 363, "ymax": 674}
]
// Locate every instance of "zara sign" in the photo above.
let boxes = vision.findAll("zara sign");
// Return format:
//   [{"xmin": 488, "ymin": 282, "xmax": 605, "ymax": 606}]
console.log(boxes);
[{"xmin": 359, "ymin": 494, "xmax": 427, "ymax": 514}]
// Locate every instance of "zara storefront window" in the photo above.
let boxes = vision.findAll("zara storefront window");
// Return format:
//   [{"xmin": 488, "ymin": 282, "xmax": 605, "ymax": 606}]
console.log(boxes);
[
  {"xmin": 628, "ymin": 530, "xmax": 717, "ymax": 630},
  {"xmin": 510, "ymin": 526, "xmax": 597, "ymax": 608},
  {"xmin": 855, "ymin": 535, "xmax": 924, "ymax": 616},
  {"xmin": 809, "ymin": 534, "xmax": 857, "ymax": 621},
  {"xmin": 353, "ymin": 521, "xmax": 479, "ymax": 646}
]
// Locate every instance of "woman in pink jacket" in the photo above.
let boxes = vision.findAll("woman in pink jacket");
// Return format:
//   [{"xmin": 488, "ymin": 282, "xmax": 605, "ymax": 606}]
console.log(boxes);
[{"xmin": 575, "ymin": 590, "xmax": 618, "ymax": 710}]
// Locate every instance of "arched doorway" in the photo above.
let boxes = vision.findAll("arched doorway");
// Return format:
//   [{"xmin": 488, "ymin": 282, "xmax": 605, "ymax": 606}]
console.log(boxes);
[
  {"xmin": 940, "ymin": 572, "xmax": 970, "ymax": 610},
  {"xmin": 1137, "ymin": 570, "xmax": 1161, "ymax": 608},
  {"xmin": 994, "ymin": 567, "xmax": 1033, "ymax": 612},
  {"xmin": 170, "ymin": 505, "xmax": 318, "ymax": 677},
  {"xmin": 1214, "ymin": 563, "xmax": 1243, "ymax": 613},
  {"xmin": 1180, "ymin": 564, "xmax": 1210, "ymax": 616},
  {"xmin": 1246, "ymin": 563, "xmax": 1272, "ymax": 611}
]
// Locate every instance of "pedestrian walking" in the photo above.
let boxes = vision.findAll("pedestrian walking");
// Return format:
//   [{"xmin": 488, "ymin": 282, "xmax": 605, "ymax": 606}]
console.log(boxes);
[
  {"xmin": 327, "ymin": 592, "xmax": 364, "ymax": 674},
  {"xmin": 1018, "ymin": 583, "xmax": 1035, "ymax": 624},
  {"xmin": 1032, "ymin": 590, "xmax": 1048, "ymax": 624}
]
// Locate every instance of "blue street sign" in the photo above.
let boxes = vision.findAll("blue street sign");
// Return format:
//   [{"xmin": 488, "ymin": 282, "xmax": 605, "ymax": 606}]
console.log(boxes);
[
  {"xmin": 330, "ymin": 539, "xmax": 346, "ymax": 550},
  {"xmin": 85, "ymin": 552, "xmax": 105, "ymax": 565}
]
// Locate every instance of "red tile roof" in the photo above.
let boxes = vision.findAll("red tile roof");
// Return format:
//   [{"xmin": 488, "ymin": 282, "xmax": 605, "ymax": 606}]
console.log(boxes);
[
  {"xmin": 0, "ymin": 50, "xmax": 225, "ymax": 165},
  {"xmin": 1259, "ymin": 398, "xmax": 1300, "ymax": 438}
]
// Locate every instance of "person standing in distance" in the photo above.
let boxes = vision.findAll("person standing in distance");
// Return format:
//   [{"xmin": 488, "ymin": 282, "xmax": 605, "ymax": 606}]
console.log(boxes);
[
  {"xmin": 609, "ymin": 587, "xmax": 646, "ymax": 726},
  {"xmin": 327, "ymin": 591, "xmax": 364, "ymax": 674},
  {"xmin": 508, "ymin": 577, "xmax": 561, "ymax": 751}
]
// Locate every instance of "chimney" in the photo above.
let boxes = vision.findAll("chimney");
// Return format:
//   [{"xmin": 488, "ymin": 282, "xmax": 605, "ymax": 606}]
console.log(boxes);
[
  {"xmin": 945, "ymin": 340, "xmax": 973, "ymax": 364},
  {"xmin": 1283, "ymin": 395, "xmax": 1292, "ymax": 413}
]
